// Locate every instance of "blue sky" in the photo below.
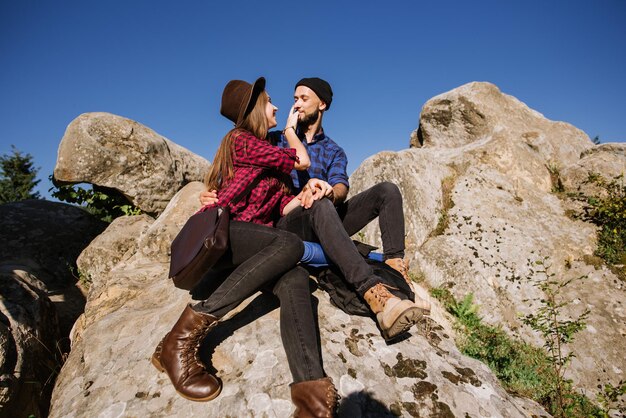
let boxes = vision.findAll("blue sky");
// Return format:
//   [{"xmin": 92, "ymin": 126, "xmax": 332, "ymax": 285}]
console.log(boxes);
[{"xmin": 1, "ymin": 0, "xmax": 625, "ymax": 199}]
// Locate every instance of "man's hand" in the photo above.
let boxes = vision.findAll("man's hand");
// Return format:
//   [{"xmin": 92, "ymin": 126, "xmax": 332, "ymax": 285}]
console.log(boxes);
[
  {"xmin": 306, "ymin": 178, "xmax": 333, "ymax": 199},
  {"xmin": 298, "ymin": 179, "xmax": 333, "ymax": 209},
  {"xmin": 199, "ymin": 189, "xmax": 218, "ymax": 206}
]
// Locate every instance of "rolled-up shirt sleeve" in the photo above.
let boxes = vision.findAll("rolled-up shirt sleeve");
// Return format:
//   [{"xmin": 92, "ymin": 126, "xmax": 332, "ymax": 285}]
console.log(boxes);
[
  {"xmin": 326, "ymin": 148, "xmax": 349, "ymax": 187},
  {"xmin": 234, "ymin": 131, "xmax": 298, "ymax": 174}
]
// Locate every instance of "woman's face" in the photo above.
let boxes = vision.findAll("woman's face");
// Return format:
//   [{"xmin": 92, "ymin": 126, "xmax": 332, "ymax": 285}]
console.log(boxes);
[{"xmin": 265, "ymin": 95, "xmax": 278, "ymax": 129}]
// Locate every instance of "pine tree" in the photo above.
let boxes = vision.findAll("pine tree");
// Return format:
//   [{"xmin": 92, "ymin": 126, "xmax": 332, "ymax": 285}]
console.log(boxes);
[{"xmin": 0, "ymin": 145, "xmax": 41, "ymax": 203}]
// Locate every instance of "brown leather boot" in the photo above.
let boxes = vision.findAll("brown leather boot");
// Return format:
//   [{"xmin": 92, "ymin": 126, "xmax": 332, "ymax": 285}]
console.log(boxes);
[
  {"xmin": 385, "ymin": 258, "xmax": 431, "ymax": 315},
  {"xmin": 291, "ymin": 377, "xmax": 339, "ymax": 418},
  {"xmin": 152, "ymin": 304, "xmax": 222, "ymax": 401},
  {"xmin": 363, "ymin": 283, "xmax": 422, "ymax": 340}
]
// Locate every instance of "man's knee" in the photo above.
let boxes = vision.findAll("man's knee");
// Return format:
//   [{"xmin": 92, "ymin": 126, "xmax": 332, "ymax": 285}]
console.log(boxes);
[
  {"xmin": 377, "ymin": 181, "xmax": 400, "ymax": 196},
  {"xmin": 310, "ymin": 197, "xmax": 336, "ymax": 215}
]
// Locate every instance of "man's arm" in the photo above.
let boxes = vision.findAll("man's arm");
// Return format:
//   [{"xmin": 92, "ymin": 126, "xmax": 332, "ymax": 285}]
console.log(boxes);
[
  {"xmin": 325, "ymin": 146, "xmax": 349, "ymax": 205},
  {"xmin": 330, "ymin": 183, "xmax": 349, "ymax": 205}
]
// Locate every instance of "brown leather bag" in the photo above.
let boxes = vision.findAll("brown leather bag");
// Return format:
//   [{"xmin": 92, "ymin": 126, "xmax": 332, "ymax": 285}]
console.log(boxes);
[
  {"xmin": 169, "ymin": 206, "xmax": 230, "ymax": 290},
  {"xmin": 168, "ymin": 174, "xmax": 264, "ymax": 290}
]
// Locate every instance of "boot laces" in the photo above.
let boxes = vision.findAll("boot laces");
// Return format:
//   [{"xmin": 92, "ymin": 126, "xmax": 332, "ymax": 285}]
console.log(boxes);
[
  {"xmin": 180, "ymin": 319, "xmax": 216, "ymax": 380},
  {"xmin": 371, "ymin": 283, "xmax": 398, "ymax": 302}
]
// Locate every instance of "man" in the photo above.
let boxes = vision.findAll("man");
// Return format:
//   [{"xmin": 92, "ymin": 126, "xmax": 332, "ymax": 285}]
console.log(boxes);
[{"xmin": 201, "ymin": 78, "xmax": 430, "ymax": 339}]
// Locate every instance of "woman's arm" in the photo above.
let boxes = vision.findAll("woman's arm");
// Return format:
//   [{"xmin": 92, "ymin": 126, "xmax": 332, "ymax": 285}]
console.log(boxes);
[
  {"xmin": 282, "ymin": 195, "xmax": 302, "ymax": 215},
  {"xmin": 283, "ymin": 106, "xmax": 310, "ymax": 170}
]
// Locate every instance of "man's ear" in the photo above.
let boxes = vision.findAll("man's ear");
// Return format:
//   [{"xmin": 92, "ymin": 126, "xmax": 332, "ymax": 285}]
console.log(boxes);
[{"xmin": 318, "ymin": 101, "xmax": 327, "ymax": 111}]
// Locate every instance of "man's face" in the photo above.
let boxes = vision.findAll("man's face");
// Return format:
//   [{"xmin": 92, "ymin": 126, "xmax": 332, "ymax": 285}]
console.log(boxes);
[{"xmin": 294, "ymin": 86, "xmax": 326, "ymax": 126}]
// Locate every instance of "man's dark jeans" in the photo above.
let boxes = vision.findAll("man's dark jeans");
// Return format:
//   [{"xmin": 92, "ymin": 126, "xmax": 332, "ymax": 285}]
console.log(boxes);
[
  {"xmin": 193, "ymin": 221, "xmax": 324, "ymax": 383},
  {"xmin": 276, "ymin": 181, "xmax": 405, "ymax": 296}
]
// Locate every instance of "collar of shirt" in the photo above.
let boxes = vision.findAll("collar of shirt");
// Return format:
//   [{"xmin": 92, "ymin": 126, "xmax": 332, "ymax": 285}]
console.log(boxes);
[{"xmin": 296, "ymin": 127, "xmax": 327, "ymax": 145}]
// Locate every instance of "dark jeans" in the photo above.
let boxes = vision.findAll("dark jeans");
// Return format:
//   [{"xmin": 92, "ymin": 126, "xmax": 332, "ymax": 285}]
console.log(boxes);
[
  {"xmin": 276, "ymin": 182, "xmax": 405, "ymax": 296},
  {"xmin": 336, "ymin": 182, "xmax": 405, "ymax": 260},
  {"xmin": 193, "ymin": 221, "xmax": 324, "ymax": 383}
]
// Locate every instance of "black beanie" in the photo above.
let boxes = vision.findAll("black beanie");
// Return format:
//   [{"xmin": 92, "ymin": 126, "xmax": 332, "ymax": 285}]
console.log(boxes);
[{"xmin": 295, "ymin": 77, "xmax": 333, "ymax": 110}]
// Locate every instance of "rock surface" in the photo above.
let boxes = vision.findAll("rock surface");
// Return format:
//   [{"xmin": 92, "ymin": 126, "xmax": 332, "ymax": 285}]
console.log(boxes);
[
  {"xmin": 49, "ymin": 183, "xmax": 548, "ymax": 418},
  {"xmin": 0, "ymin": 200, "xmax": 106, "ymax": 418},
  {"xmin": 561, "ymin": 142, "xmax": 626, "ymax": 197},
  {"xmin": 0, "ymin": 200, "xmax": 107, "ymax": 339},
  {"xmin": 351, "ymin": 82, "xmax": 625, "ymax": 402},
  {"xmin": 54, "ymin": 112, "xmax": 210, "ymax": 215},
  {"xmin": 0, "ymin": 267, "xmax": 60, "ymax": 418},
  {"xmin": 45, "ymin": 82, "xmax": 626, "ymax": 416}
]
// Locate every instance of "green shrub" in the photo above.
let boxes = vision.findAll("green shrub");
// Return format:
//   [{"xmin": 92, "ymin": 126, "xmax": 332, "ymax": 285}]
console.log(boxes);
[
  {"xmin": 50, "ymin": 176, "xmax": 142, "ymax": 223},
  {"xmin": 581, "ymin": 173, "xmax": 625, "ymax": 267},
  {"xmin": 430, "ymin": 286, "xmax": 603, "ymax": 417}
]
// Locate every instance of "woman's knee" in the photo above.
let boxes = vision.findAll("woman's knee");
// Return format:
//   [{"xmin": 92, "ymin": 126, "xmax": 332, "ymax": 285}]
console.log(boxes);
[{"xmin": 275, "ymin": 230, "xmax": 304, "ymax": 263}]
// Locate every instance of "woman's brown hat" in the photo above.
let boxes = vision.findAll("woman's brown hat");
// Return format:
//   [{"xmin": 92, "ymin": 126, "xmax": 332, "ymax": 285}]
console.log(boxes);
[{"xmin": 220, "ymin": 77, "xmax": 266, "ymax": 125}]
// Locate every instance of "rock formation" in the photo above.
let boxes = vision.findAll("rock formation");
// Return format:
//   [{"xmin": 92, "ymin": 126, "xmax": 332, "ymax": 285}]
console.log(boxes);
[
  {"xmin": 49, "ymin": 182, "xmax": 547, "ymax": 417},
  {"xmin": 54, "ymin": 112, "xmax": 210, "ymax": 215},
  {"xmin": 6, "ymin": 81, "xmax": 619, "ymax": 416},
  {"xmin": 0, "ymin": 200, "xmax": 106, "ymax": 417},
  {"xmin": 352, "ymin": 82, "xmax": 626, "ymax": 403}
]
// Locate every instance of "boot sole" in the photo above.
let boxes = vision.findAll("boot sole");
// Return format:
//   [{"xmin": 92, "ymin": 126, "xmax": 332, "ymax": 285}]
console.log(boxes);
[
  {"xmin": 151, "ymin": 352, "xmax": 165, "ymax": 372},
  {"xmin": 380, "ymin": 306, "xmax": 423, "ymax": 341}
]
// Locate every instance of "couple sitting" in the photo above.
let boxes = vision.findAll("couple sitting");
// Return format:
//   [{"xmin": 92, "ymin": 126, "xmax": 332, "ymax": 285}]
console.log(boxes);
[{"xmin": 152, "ymin": 76, "xmax": 431, "ymax": 416}]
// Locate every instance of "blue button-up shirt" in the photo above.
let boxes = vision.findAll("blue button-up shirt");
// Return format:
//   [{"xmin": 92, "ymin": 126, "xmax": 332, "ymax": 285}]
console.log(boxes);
[{"xmin": 268, "ymin": 129, "xmax": 349, "ymax": 192}]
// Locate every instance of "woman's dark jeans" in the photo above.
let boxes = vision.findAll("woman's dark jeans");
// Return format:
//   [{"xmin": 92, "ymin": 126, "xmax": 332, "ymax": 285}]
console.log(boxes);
[
  {"xmin": 276, "ymin": 182, "xmax": 405, "ymax": 296},
  {"xmin": 193, "ymin": 221, "xmax": 324, "ymax": 383}
]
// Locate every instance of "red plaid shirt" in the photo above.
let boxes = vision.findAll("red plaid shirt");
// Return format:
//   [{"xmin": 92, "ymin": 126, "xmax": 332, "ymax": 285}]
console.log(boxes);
[{"xmin": 207, "ymin": 129, "xmax": 298, "ymax": 226}]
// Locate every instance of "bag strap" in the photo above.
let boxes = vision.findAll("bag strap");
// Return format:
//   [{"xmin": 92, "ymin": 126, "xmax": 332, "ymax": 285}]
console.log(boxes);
[{"xmin": 229, "ymin": 172, "xmax": 266, "ymax": 206}]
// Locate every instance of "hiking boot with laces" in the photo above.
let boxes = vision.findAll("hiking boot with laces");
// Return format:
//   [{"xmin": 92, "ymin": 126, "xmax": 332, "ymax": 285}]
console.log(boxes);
[
  {"xmin": 363, "ymin": 283, "xmax": 422, "ymax": 340},
  {"xmin": 291, "ymin": 377, "xmax": 340, "ymax": 418},
  {"xmin": 153, "ymin": 304, "xmax": 222, "ymax": 401},
  {"xmin": 385, "ymin": 258, "xmax": 431, "ymax": 315}
]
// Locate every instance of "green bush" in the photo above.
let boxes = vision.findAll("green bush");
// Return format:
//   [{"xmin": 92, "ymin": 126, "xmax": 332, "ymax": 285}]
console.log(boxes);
[
  {"xmin": 578, "ymin": 173, "xmax": 626, "ymax": 268},
  {"xmin": 430, "ymin": 287, "xmax": 603, "ymax": 417},
  {"xmin": 49, "ymin": 176, "xmax": 142, "ymax": 223},
  {"xmin": 584, "ymin": 173, "xmax": 626, "ymax": 264}
]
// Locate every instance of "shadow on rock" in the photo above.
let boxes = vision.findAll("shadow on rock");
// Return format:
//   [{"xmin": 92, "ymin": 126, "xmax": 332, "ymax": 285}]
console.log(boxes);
[
  {"xmin": 339, "ymin": 391, "xmax": 397, "ymax": 417},
  {"xmin": 196, "ymin": 292, "xmax": 280, "ymax": 374}
]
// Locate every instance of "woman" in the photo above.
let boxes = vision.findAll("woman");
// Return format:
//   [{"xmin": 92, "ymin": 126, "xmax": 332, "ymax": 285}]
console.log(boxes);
[{"xmin": 151, "ymin": 77, "xmax": 339, "ymax": 416}]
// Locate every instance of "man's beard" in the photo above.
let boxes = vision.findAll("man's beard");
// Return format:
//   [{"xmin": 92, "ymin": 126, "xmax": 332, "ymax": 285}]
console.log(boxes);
[{"xmin": 297, "ymin": 109, "xmax": 320, "ymax": 128}]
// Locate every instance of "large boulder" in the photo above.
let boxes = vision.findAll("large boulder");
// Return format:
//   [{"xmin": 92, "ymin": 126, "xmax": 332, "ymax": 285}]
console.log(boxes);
[
  {"xmin": 49, "ymin": 183, "xmax": 548, "ymax": 417},
  {"xmin": 54, "ymin": 112, "xmax": 210, "ymax": 215},
  {"xmin": 351, "ymin": 82, "xmax": 625, "ymax": 401},
  {"xmin": 0, "ymin": 200, "xmax": 106, "ymax": 418},
  {"xmin": 561, "ymin": 142, "xmax": 626, "ymax": 196},
  {"xmin": 0, "ymin": 267, "xmax": 60, "ymax": 418},
  {"xmin": 411, "ymin": 82, "xmax": 592, "ymax": 169},
  {"xmin": 0, "ymin": 200, "xmax": 107, "ymax": 337},
  {"xmin": 72, "ymin": 182, "xmax": 204, "ymax": 339}
]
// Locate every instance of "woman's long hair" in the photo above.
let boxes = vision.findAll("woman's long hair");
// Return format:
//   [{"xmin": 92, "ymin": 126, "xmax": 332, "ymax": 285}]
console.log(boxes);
[{"xmin": 204, "ymin": 91, "xmax": 271, "ymax": 191}]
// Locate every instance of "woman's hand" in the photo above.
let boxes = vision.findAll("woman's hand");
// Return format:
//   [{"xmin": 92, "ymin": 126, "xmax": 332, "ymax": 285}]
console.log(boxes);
[
  {"xmin": 283, "ymin": 106, "xmax": 310, "ymax": 170},
  {"xmin": 284, "ymin": 105, "xmax": 298, "ymax": 133},
  {"xmin": 199, "ymin": 189, "xmax": 218, "ymax": 206}
]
